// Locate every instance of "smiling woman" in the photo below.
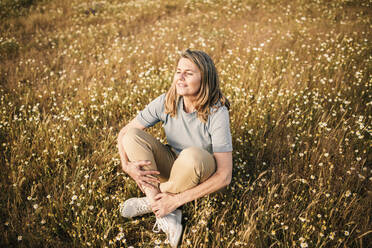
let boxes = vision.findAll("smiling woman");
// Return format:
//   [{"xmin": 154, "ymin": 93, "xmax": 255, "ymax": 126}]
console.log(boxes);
[
  {"xmin": 174, "ymin": 58, "xmax": 202, "ymax": 110},
  {"xmin": 117, "ymin": 49, "xmax": 233, "ymax": 247}
]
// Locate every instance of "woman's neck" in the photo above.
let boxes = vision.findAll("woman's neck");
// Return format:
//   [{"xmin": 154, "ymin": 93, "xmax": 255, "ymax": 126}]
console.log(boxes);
[{"xmin": 183, "ymin": 96, "xmax": 196, "ymax": 113}]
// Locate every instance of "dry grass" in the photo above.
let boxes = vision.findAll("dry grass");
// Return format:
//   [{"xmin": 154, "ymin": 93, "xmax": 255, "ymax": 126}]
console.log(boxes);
[{"xmin": 1, "ymin": 0, "xmax": 371, "ymax": 247}]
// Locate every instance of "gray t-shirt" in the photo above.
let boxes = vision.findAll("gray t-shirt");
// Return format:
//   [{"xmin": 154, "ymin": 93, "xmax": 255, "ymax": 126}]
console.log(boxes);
[{"xmin": 136, "ymin": 93, "xmax": 233, "ymax": 154}]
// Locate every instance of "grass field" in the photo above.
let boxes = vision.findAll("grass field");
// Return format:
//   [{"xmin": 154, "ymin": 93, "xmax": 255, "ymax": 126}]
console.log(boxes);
[{"xmin": 0, "ymin": 0, "xmax": 371, "ymax": 247}]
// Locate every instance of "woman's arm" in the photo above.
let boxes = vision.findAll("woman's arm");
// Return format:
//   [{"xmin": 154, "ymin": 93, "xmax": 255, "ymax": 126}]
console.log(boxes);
[{"xmin": 152, "ymin": 151, "xmax": 232, "ymax": 217}]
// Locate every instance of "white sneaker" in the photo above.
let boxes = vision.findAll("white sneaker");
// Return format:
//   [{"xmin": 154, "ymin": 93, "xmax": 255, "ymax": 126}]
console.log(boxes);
[
  {"xmin": 152, "ymin": 209, "xmax": 183, "ymax": 248},
  {"xmin": 119, "ymin": 197, "xmax": 152, "ymax": 218}
]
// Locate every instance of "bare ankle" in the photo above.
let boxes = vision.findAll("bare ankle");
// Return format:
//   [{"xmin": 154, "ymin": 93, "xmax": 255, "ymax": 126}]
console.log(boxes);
[{"xmin": 144, "ymin": 187, "xmax": 160, "ymax": 204}]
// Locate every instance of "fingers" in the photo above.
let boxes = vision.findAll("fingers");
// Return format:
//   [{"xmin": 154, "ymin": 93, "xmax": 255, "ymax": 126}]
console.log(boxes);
[
  {"xmin": 151, "ymin": 196, "xmax": 169, "ymax": 218},
  {"xmin": 151, "ymin": 204, "xmax": 161, "ymax": 217},
  {"xmin": 142, "ymin": 176, "xmax": 160, "ymax": 184},
  {"xmin": 132, "ymin": 161, "xmax": 160, "ymax": 177},
  {"xmin": 139, "ymin": 171, "xmax": 160, "ymax": 183},
  {"xmin": 140, "ymin": 170, "xmax": 160, "ymax": 184},
  {"xmin": 129, "ymin": 161, "xmax": 160, "ymax": 176},
  {"xmin": 152, "ymin": 207, "xmax": 160, "ymax": 217},
  {"xmin": 154, "ymin": 193, "xmax": 164, "ymax": 201},
  {"xmin": 140, "ymin": 180, "xmax": 158, "ymax": 190},
  {"xmin": 141, "ymin": 169, "xmax": 160, "ymax": 175},
  {"xmin": 139, "ymin": 170, "xmax": 160, "ymax": 184},
  {"xmin": 153, "ymin": 208, "xmax": 165, "ymax": 218},
  {"xmin": 157, "ymin": 212, "xmax": 165, "ymax": 218},
  {"xmin": 135, "ymin": 160, "xmax": 152, "ymax": 167},
  {"xmin": 127, "ymin": 160, "xmax": 162, "ymax": 189}
]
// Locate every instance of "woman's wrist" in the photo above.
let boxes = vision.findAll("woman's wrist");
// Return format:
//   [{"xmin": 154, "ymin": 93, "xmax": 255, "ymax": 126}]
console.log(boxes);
[{"xmin": 175, "ymin": 192, "xmax": 186, "ymax": 207}]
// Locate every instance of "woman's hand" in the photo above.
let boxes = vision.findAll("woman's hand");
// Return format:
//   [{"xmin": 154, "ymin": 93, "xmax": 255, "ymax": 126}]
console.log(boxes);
[
  {"xmin": 124, "ymin": 160, "xmax": 160, "ymax": 192},
  {"xmin": 151, "ymin": 192, "xmax": 182, "ymax": 218}
]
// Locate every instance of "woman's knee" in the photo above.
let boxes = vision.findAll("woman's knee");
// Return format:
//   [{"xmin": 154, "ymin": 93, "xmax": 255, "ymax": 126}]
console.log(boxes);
[
  {"xmin": 178, "ymin": 147, "xmax": 214, "ymax": 170},
  {"xmin": 169, "ymin": 147, "xmax": 216, "ymax": 189},
  {"xmin": 120, "ymin": 127, "xmax": 143, "ymax": 147},
  {"xmin": 179, "ymin": 147, "xmax": 202, "ymax": 161}
]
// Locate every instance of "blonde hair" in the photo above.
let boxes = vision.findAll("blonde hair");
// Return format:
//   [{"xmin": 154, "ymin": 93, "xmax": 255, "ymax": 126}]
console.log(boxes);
[{"xmin": 165, "ymin": 49, "xmax": 230, "ymax": 123}]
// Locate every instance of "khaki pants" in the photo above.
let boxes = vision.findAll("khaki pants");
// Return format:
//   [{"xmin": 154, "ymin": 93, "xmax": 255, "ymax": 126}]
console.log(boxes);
[{"xmin": 123, "ymin": 128, "xmax": 216, "ymax": 194}]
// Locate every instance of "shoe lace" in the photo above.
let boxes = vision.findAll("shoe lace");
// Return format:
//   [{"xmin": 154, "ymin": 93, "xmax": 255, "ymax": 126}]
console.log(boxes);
[
  {"xmin": 136, "ymin": 200, "xmax": 150, "ymax": 213},
  {"xmin": 152, "ymin": 217, "xmax": 167, "ymax": 233}
]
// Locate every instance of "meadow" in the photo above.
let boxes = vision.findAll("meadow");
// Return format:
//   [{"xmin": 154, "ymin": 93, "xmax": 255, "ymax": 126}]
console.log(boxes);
[{"xmin": 0, "ymin": 0, "xmax": 371, "ymax": 247}]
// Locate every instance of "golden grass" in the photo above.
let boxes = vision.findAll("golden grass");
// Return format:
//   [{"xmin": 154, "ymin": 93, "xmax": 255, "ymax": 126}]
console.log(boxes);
[{"xmin": 0, "ymin": 0, "xmax": 371, "ymax": 247}]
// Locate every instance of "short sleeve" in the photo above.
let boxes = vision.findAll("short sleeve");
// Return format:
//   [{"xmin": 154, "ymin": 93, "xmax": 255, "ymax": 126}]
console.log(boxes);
[
  {"xmin": 136, "ymin": 94, "xmax": 166, "ymax": 128},
  {"xmin": 208, "ymin": 106, "xmax": 233, "ymax": 153}
]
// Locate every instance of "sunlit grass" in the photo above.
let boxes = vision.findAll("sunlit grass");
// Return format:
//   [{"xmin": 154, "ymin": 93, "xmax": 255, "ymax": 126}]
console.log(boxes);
[{"xmin": 1, "ymin": 0, "xmax": 371, "ymax": 247}]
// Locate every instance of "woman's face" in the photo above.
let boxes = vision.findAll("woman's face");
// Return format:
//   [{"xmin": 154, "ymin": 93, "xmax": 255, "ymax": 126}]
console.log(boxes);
[{"xmin": 174, "ymin": 58, "xmax": 201, "ymax": 99}]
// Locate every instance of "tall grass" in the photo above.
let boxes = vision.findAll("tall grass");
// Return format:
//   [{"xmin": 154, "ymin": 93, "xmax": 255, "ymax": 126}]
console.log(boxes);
[{"xmin": 1, "ymin": 0, "xmax": 371, "ymax": 247}]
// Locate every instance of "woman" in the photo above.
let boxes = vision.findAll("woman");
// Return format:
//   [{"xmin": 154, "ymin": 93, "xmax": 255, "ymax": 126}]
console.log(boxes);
[{"xmin": 117, "ymin": 49, "xmax": 233, "ymax": 247}]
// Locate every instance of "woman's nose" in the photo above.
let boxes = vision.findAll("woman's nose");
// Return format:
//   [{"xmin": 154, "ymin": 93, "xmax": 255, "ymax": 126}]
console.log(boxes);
[{"xmin": 178, "ymin": 72, "xmax": 185, "ymax": 81}]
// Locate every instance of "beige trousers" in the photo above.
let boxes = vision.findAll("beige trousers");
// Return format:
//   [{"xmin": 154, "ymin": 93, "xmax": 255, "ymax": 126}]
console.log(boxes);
[{"xmin": 123, "ymin": 128, "xmax": 216, "ymax": 194}]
